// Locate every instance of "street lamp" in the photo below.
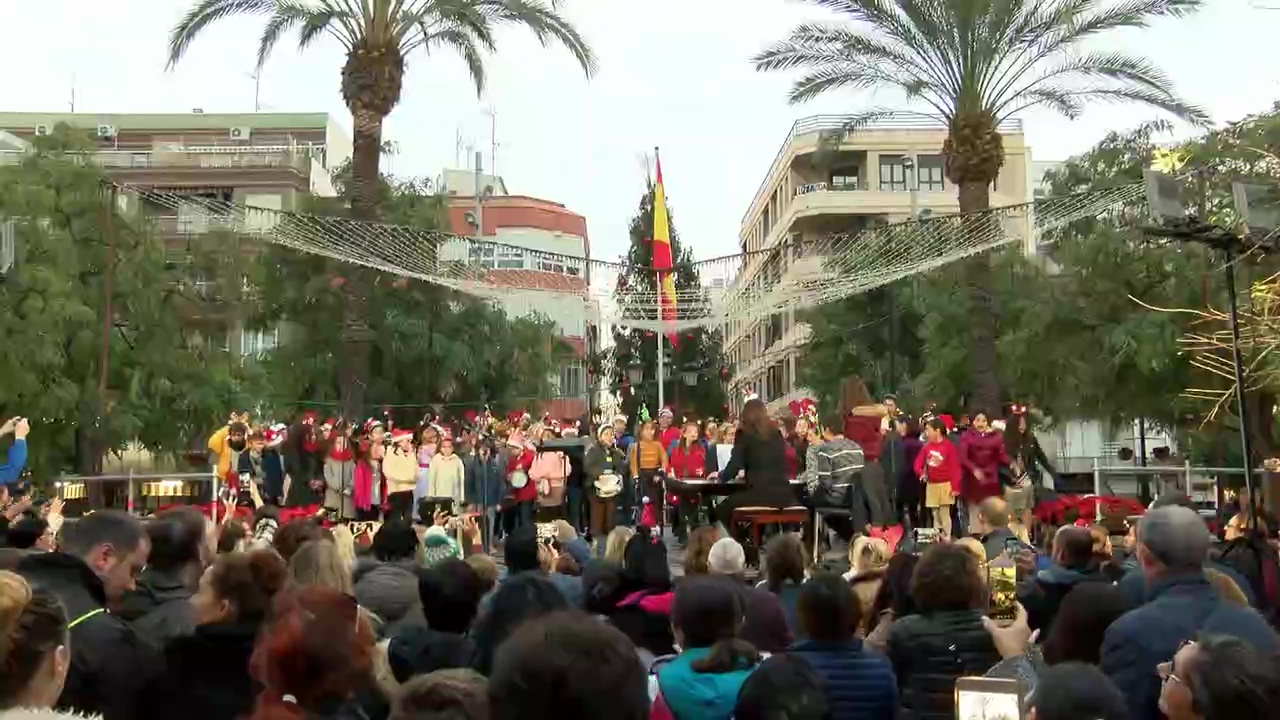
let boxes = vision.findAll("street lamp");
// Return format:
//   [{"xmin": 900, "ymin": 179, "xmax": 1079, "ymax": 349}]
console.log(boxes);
[
  {"xmin": 681, "ymin": 368, "xmax": 699, "ymax": 386},
  {"xmin": 626, "ymin": 365, "xmax": 644, "ymax": 386}
]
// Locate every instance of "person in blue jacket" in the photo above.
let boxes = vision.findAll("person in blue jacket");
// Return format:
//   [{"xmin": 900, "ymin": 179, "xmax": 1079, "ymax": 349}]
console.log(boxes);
[
  {"xmin": 464, "ymin": 439, "xmax": 506, "ymax": 551},
  {"xmin": 0, "ymin": 417, "xmax": 31, "ymax": 491}
]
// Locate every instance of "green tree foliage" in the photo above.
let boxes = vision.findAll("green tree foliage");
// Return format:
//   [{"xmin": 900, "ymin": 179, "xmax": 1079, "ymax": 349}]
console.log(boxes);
[
  {"xmin": 611, "ymin": 188, "xmax": 728, "ymax": 422},
  {"xmin": 244, "ymin": 170, "xmax": 570, "ymax": 424},
  {"xmin": 0, "ymin": 127, "xmax": 256, "ymax": 476}
]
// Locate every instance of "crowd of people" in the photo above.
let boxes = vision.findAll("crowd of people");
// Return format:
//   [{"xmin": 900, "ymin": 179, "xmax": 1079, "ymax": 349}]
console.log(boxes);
[{"xmin": 2, "ymin": 389, "xmax": 1280, "ymax": 720}]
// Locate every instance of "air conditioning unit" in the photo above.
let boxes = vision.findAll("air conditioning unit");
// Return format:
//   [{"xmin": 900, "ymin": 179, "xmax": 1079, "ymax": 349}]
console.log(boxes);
[
  {"xmin": 229, "ymin": 126, "xmax": 251, "ymax": 141},
  {"xmin": 33, "ymin": 124, "xmax": 51, "ymax": 137},
  {"xmin": 96, "ymin": 125, "xmax": 117, "ymax": 139}
]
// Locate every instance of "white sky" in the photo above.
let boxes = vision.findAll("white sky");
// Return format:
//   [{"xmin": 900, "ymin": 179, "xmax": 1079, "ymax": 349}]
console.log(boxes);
[{"xmin": 2, "ymin": 0, "xmax": 1278, "ymax": 262}]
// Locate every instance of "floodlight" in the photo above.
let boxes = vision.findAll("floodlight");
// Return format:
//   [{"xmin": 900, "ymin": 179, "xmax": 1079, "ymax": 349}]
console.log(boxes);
[
  {"xmin": 1231, "ymin": 182, "xmax": 1280, "ymax": 233},
  {"xmin": 1143, "ymin": 169, "xmax": 1189, "ymax": 224}
]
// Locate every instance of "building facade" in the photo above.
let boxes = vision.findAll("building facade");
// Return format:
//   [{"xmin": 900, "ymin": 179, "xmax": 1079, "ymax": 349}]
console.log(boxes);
[
  {"xmin": 0, "ymin": 111, "xmax": 351, "ymax": 356},
  {"xmin": 439, "ymin": 172, "xmax": 594, "ymax": 419},
  {"xmin": 725, "ymin": 115, "xmax": 1031, "ymax": 413}
]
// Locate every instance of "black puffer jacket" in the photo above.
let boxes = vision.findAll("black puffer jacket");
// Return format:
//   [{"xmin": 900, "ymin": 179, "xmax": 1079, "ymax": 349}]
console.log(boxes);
[
  {"xmin": 886, "ymin": 609, "xmax": 1002, "ymax": 720},
  {"xmin": 115, "ymin": 568, "xmax": 196, "ymax": 647},
  {"xmin": 16, "ymin": 552, "xmax": 161, "ymax": 720}
]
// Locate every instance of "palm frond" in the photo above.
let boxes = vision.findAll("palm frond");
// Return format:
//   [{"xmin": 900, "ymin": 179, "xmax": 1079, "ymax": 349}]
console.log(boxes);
[
  {"xmin": 168, "ymin": 0, "xmax": 281, "ymax": 69},
  {"xmin": 297, "ymin": 9, "xmax": 346, "ymax": 51},
  {"xmin": 482, "ymin": 0, "xmax": 597, "ymax": 77},
  {"xmin": 430, "ymin": 27, "xmax": 489, "ymax": 94},
  {"xmin": 1002, "ymin": 84, "xmax": 1210, "ymax": 125}
]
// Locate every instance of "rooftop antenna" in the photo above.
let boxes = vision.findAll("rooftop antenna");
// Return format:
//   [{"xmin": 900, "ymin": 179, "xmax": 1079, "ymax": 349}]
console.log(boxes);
[
  {"xmin": 482, "ymin": 105, "xmax": 498, "ymax": 179},
  {"xmin": 69, "ymin": 74, "xmax": 76, "ymax": 112},
  {"xmin": 454, "ymin": 127, "xmax": 463, "ymax": 168}
]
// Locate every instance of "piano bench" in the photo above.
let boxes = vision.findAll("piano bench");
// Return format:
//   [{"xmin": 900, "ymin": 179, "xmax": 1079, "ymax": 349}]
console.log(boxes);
[{"xmin": 730, "ymin": 507, "xmax": 810, "ymax": 562}]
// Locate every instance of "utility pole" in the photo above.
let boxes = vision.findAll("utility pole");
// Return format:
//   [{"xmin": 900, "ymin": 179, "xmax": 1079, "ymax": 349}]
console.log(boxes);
[
  {"xmin": 473, "ymin": 151, "xmax": 484, "ymax": 240},
  {"xmin": 483, "ymin": 107, "xmax": 497, "ymax": 179}
]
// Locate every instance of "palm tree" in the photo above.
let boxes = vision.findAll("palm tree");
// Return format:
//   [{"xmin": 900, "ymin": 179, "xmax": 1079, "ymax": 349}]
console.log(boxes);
[
  {"xmin": 753, "ymin": 0, "xmax": 1208, "ymax": 410},
  {"xmin": 167, "ymin": 0, "xmax": 596, "ymax": 221}
]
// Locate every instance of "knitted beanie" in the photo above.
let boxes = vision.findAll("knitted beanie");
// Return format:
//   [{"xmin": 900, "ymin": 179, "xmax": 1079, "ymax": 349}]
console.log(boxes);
[{"xmin": 420, "ymin": 526, "xmax": 462, "ymax": 567}]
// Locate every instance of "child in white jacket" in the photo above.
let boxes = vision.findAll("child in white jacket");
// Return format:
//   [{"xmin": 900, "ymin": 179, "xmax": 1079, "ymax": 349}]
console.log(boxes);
[{"xmin": 425, "ymin": 434, "xmax": 466, "ymax": 518}]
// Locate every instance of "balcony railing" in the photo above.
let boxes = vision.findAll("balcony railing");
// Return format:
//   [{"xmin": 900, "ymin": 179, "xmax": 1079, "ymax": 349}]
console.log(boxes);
[
  {"xmin": 0, "ymin": 148, "xmax": 312, "ymax": 173},
  {"xmin": 795, "ymin": 180, "xmax": 870, "ymax": 195},
  {"xmin": 744, "ymin": 112, "xmax": 1023, "ymax": 226}
]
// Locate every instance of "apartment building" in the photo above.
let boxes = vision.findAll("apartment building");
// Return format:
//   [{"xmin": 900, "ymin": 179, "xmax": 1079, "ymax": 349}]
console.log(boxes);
[
  {"xmin": 725, "ymin": 115, "xmax": 1031, "ymax": 413},
  {"xmin": 0, "ymin": 111, "xmax": 351, "ymax": 355},
  {"xmin": 439, "ymin": 169, "xmax": 595, "ymax": 419}
]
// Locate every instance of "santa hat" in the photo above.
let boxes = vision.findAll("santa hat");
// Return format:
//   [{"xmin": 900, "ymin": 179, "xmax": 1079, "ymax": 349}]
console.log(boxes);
[
  {"xmin": 598, "ymin": 423, "xmax": 613, "ymax": 439},
  {"xmin": 391, "ymin": 429, "xmax": 414, "ymax": 444},
  {"xmin": 462, "ymin": 409, "xmax": 479, "ymax": 425},
  {"xmin": 438, "ymin": 426, "xmax": 454, "ymax": 442},
  {"xmin": 264, "ymin": 427, "xmax": 284, "ymax": 446},
  {"xmin": 364, "ymin": 418, "xmax": 385, "ymax": 433},
  {"xmin": 561, "ymin": 426, "xmax": 579, "ymax": 438},
  {"xmin": 743, "ymin": 388, "xmax": 760, "ymax": 403},
  {"xmin": 301, "ymin": 411, "xmax": 318, "ymax": 426},
  {"xmin": 507, "ymin": 429, "xmax": 526, "ymax": 447},
  {"xmin": 321, "ymin": 418, "xmax": 336, "ymax": 432},
  {"xmin": 936, "ymin": 414, "xmax": 956, "ymax": 433},
  {"xmin": 659, "ymin": 406, "xmax": 674, "ymax": 418},
  {"xmin": 613, "ymin": 413, "xmax": 628, "ymax": 424}
]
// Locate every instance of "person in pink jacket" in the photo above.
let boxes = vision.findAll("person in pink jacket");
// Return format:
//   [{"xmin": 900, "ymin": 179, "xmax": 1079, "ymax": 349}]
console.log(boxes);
[
  {"xmin": 530, "ymin": 426, "xmax": 569, "ymax": 521},
  {"xmin": 958, "ymin": 409, "xmax": 1008, "ymax": 532}
]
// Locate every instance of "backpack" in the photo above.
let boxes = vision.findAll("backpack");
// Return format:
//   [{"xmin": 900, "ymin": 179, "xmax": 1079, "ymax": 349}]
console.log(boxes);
[{"xmin": 1214, "ymin": 536, "xmax": 1280, "ymax": 626}]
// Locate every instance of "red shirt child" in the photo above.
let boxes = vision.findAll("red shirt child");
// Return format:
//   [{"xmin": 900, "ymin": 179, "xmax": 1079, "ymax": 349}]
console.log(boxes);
[
  {"xmin": 669, "ymin": 440, "xmax": 707, "ymax": 479},
  {"xmin": 506, "ymin": 432, "xmax": 538, "ymax": 504},
  {"xmin": 915, "ymin": 435, "xmax": 962, "ymax": 496}
]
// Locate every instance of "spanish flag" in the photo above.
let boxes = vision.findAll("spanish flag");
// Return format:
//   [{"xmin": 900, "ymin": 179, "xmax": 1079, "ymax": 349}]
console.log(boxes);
[{"xmin": 652, "ymin": 148, "xmax": 678, "ymax": 346}]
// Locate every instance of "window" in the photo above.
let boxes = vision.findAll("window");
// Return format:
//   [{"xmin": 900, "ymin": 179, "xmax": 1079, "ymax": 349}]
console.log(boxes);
[
  {"xmin": 469, "ymin": 244, "xmax": 496, "ymax": 269},
  {"xmin": 917, "ymin": 155, "xmax": 946, "ymax": 192},
  {"xmin": 829, "ymin": 165, "xmax": 861, "ymax": 190},
  {"xmin": 878, "ymin": 157, "xmax": 908, "ymax": 191},
  {"xmin": 537, "ymin": 258, "xmax": 564, "ymax": 274},
  {"xmin": 241, "ymin": 327, "xmax": 278, "ymax": 357},
  {"xmin": 559, "ymin": 362, "xmax": 586, "ymax": 397},
  {"xmin": 496, "ymin": 246, "xmax": 524, "ymax": 269}
]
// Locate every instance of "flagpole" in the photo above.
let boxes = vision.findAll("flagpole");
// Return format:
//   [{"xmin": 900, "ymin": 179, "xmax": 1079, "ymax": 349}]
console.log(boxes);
[{"xmin": 656, "ymin": 292, "xmax": 665, "ymax": 411}]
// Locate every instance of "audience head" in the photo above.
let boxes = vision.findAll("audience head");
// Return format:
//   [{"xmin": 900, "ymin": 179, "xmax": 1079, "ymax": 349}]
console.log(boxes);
[
  {"xmin": 733, "ymin": 654, "xmax": 832, "ymax": 720},
  {"xmin": 869, "ymin": 552, "xmax": 921, "ymax": 629},
  {"xmin": 1031, "ymin": 662, "xmax": 1130, "ymax": 720},
  {"xmin": 147, "ymin": 506, "xmax": 213, "ymax": 581},
  {"xmin": 683, "ymin": 526, "xmax": 721, "ymax": 576},
  {"xmin": 272, "ymin": 519, "xmax": 327, "ymax": 563},
  {"xmin": 671, "ymin": 575, "xmax": 759, "ymax": 673},
  {"xmin": 603, "ymin": 527, "xmax": 634, "ymax": 565},
  {"xmin": 622, "ymin": 530, "xmax": 671, "ymax": 591},
  {"xmin": 58, "ymin": 509, "xmax": 148, "ymax": 603},
  {"xmin": 976, "ymin": 497, "xmax": 1010, "ymax": 533},
  {"xmin": 419, "ymin": 558, "xmax": 483, "ymax": 635},
  {"xmin": 708, "ymin": 537, "xmax": 747, "ymax": 579},
  {"xmin": 1158, "ymin": 634, "xmax": 1280, "ymax": 720},
  {"xmin": 1089, "ymin": 524, "xmax": 1114, "ymax": 555},
  {"xmin": 287, "ymin": 540, "xmax": 353, "ymax": 596},
  {"xmin": 912, "ymin": 543, "xmax": 985, "ymax": 613},
  {"xmin": 1041, "ymin": 582, "xmax": 1132, "ymax": 666},
  {"xmin": 955, "ymin": 537, "xmax": 987, "ymax": 567},
  {"xmin": 470, "ymin": 574, "xmax": 570, "ymax": 675},
  {"xmin": 371, "ymin": 521, "xmax": 420, "ymax": 563},
  {"xmin": 0, "ymin": 571, "xmax": 69, "ymax": 709},
  {"xmin": 1051, "ymin": 526, "xmax": 1096, "ymax": 571},
  {"xmin": 849, "ymin": 536, "xmax": 891, "ymax": 576},
  {"xmin": 764, "ymin": 533, "xmax": 806, "ymax": 592},
  {"xmin": 218, "ymin": 519, "xmax": 249, "ymax": 554},
  {"xmin": 463, "ymin": 555, "xmax": 499, "ymax": 595},
  {"xmin": 1138, "ymin": 506, "xmax": 1211, "ymax": 578},
  {"xmin": 798, "ymin": 571, "xmax": 862, "ymax": 643},
  {"xmin": 5, "ymin": 517, "xmax": 53, "ymax": 551},
  {"xmin": 391, "ymin": 669, "xmax": 489, "ymax": 720},
  {"xmin": 555, "ymin": 554, "xmax": 581, "ymax": 577},
  {"xmin": 489, "ymin": 611, "xmax": 648, "ymax": 720},
  {"xmin": 192, "ymin": 550, "xmax": 288, "ymax": 627},
  {"xmin": 250, "ymin": 586, "xmax": 375, "ymax": 720},
  {"xmin": 503, "ymin": 525, "xmax": 540, "ymax": 574}
]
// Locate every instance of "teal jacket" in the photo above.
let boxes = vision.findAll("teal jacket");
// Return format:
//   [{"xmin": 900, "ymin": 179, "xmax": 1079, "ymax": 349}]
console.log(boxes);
[{"xmin": 656, "ymin": 647, "xmax": 756, "ymax": 720}]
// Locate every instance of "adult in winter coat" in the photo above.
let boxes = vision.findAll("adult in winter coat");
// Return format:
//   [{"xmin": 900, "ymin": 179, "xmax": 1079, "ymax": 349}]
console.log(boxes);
[
  {"xmin": 788, "ymin": 573, "xmax": 898, "ymax": 720},
  {"xmin": 236, "ymin": 429, "xmax": 286, "ymax": 505},
  {"xmin": 352, "ymin": 523, "xmax": 427, "ymax": 638},
  {"xmin": 115, "ymin": 507, "xmax": 208, "ymax": 648},
  {"xmin": 886, "ymin": 544, "xmax": 1000, "ymax": 720},
  {"xmin": 16, "ymin": 511, "xmax": 158, "ymax": 720},
  {"xmin": 585, "ymin": 424, "xmax": 628, "ymax": 537},
  {"xmin": 138, "ymin": 550, "xmax": 287, "ymax": 720},
  {"xmin": 1017, "ymin": 526, "xmax": 1113, "ymax": 636},
  {"xmin": 207, "ymin": 413, "xmax": 249, "ymax": 489},
  {"xmin": 382, "ymin": 429, "xmax": 419, "ymax": 524},
  {"xmin": 958, "ymin": 410, "xmax": 1008, "ymax": 529},
  {"xmin": 282, "ymin": 415, "xmax": 324, "ymax": 508},
  {"xmin": 1002, "ymin": 409, "xmax": 1058, "ymax": 528},
  {"xmin": 323, "ymin": 430, "xmax": 357, "ymax": 521}
]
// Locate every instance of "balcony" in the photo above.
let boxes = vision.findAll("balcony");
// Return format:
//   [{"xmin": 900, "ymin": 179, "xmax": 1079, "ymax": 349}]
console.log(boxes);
[{"xmin": 0, "ymin": 146, "xmax": 323, "ymax": 192}]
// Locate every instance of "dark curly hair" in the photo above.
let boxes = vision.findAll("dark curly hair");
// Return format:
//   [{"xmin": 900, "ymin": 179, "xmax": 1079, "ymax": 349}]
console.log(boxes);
[{"xmin": 910, "ymin": 543, "xmax": 986, "ymax": 612}]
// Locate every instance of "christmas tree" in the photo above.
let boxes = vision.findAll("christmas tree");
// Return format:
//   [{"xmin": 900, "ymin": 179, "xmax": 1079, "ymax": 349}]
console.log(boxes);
[{"xmin": 609, "ymin": 181, "xmax": 729, "ymax": 425}]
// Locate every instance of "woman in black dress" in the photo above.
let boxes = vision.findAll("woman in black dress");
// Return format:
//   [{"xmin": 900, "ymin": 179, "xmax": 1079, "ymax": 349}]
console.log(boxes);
[{"xmin": 712, "ymin": 399, "xmax": 798, "ymax": 535}]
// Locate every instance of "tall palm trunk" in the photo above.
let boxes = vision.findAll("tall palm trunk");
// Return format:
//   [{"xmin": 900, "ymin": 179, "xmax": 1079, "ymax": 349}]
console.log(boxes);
[
  {"xmin": 338, "ymin": 43, "xmax": 403, "ymax": 417},
  {"xmin": 946, "ymin": 110, "xmax": 1006, "ymax": 412}
]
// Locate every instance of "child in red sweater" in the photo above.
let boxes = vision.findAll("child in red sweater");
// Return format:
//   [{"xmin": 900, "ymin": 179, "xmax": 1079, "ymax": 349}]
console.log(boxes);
[{"xmin": 914, "ymin": 418, "xmax": 961, "ymax": 538}]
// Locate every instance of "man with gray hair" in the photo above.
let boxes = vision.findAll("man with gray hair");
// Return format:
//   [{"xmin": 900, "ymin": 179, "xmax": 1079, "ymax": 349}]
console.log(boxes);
[
  {"xmin": 706, "ymin": 537, "xmax": 792, "ymax": 654},
  {"xmin": 1100, "ymin": 505, "xmax": 1278, "ymax": 720}
]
